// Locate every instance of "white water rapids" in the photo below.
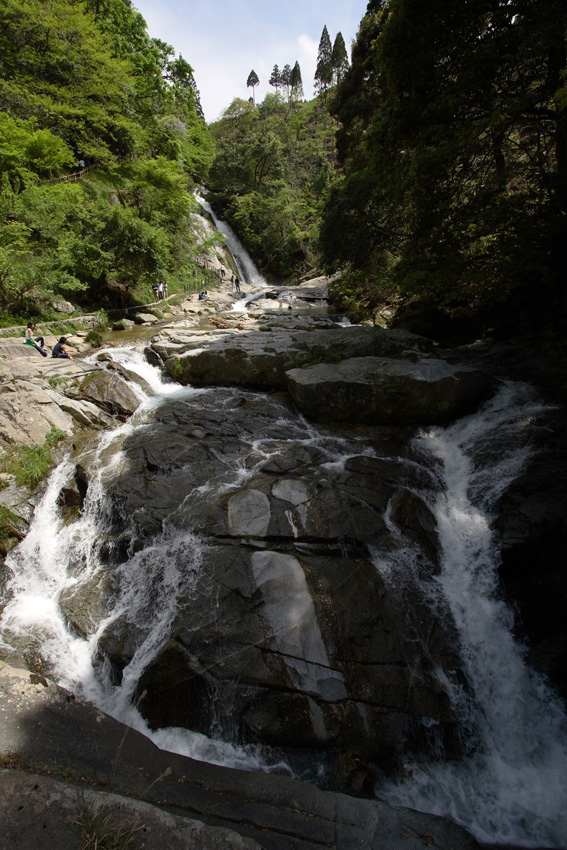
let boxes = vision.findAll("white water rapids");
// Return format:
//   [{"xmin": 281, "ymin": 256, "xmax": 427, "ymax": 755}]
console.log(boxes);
[
  {"xmin": 375, "ymin": 382, "xmax": 567, "ymax": 848},
  {"xmin": 1, "ymin": 347, "xmax": 566, "ymax": 847}
]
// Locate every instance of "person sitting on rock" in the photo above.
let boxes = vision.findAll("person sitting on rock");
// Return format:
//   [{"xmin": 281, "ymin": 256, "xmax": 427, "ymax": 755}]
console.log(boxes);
[
  {"xmin": 24, "ymin": 322, "xmax": 48, "ymax": 357},
  {"xmin": 52, "ymin": 337, "xmax": 72, "ymax": 359},
  {"xmin": 198, "ymin": 290, "xmax": 208, "ymax": 300}
]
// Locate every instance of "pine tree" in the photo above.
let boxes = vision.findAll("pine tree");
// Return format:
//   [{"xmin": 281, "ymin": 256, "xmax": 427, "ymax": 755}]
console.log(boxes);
[
  {"xmin": 290, "ymin": 61, "xmax": 303, "ymax": 100},
  {"xmin": 281, "ymin": 64, "xmax": 292, "ymax": 99},
  {"xmin": 246, "ymin": 69, "xmax": 259, "ymax": 104},
  {"xmin": 269, "ymin": 64, "xmax": 282, "ymax": 90},
  {"xmin": 331, "ymin": 32, "xmax": 349, "ymax": 84},
  {"xmin": 314, "ymin": 25, "xmax": 333, "ymax": 99}
]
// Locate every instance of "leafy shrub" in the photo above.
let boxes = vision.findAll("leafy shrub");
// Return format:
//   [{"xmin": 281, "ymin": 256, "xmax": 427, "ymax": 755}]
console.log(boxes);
[
  {"xmin": 94, "ymin": 309, "xmax": 109, "ymax": 329},
  {"xmin": 85, "ymin": 329, "xmax": 103, "ymax": 347}
]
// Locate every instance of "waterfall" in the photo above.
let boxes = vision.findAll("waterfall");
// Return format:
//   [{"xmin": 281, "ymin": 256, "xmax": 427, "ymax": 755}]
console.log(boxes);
[
  {"xmin": 375, "ymin": 382, "xmax": 567, "ymax": 848},
  {"xmin": 1, "ymin": 344, "xmax": 566, "ymax": 847},
  {"xmin": 0, "ymin": 348, "xmax": 290, "ymax": 775},
  {"xmin": 196, "ymin": 195, "xmax": 268, "ymax": 288}
]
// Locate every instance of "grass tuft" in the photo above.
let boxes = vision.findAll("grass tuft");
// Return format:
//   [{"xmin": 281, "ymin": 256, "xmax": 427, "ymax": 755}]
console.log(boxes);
[
  {"xmin": 0, "ymin": 427, "xmax": 66, "ymax": 487},
  {"xmin": 73, "ymin": 804, "xmax": 143, "ymax": 850}
]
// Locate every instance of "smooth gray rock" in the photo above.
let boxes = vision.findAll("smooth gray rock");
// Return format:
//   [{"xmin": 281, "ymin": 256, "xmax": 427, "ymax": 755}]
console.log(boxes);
[
  {"xmin": 286, "ymin": 357, "xmax": 492, "ymax": 425},
  {"xmin": 133, "ymin": 312, "xmax": 159, "ymax": 324},
  {"xmin": 0, "ymin": 660, "xmax": 480, "ymax": 850},
  {"xmin": 153, "ymin": 325, "xmax": 435, "ymax": 390},
  {"xmin": 0, "ymin": 379, "xmax": 74, "ymax": 445},
  {"xmin": 0, "ymin": 769, "xmax": 262, "ymax": 850},
  {"xmin": 69, "ymin": 371, "xmax": 143, "ymax": 420},
  {"xmin": 62, "ymin": 389, "xmax": 460, "ymax": 765}
]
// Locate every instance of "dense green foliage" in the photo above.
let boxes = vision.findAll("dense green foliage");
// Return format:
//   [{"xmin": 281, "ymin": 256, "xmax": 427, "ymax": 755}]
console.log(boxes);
[
  {"xmin": 0, "ymin": 0, "xmax": 214, "ymax": 320},
  {"xmin": 320, "ymin": 0, "xmax": 567, "ymax": 334},
  {"xmin": 208, "ymin": 95, "xmax": 337, "ymax": 277}
]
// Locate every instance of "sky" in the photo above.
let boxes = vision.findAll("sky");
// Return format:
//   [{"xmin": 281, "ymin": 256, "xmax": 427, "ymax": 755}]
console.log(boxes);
[{"xmin": 132, "ymin": 0, "xmax": 369, "ymax": 123}]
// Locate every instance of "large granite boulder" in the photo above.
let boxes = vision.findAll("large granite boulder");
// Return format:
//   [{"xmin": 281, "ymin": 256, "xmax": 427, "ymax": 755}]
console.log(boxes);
[
  {"xmin": 0, "ymin": 379, "xmax": 74, "ymax": 446},
  {"xmin": 0, "ymin": 660, "xmax": 481, "ymax": 850},
  {"xmin": 60, "ymin": 388, "xmax": 462, "ymax": 772},
  {"xmin": 286, "ymin": 357, "xmax": 493, "ymax": 425},
  {"xmin": 68, "ymin": 371, "xmax": 143, "ymax": 420},
  {"xmin": 153, "ymin": 325, "xmax": 435, "ymax": 391}
]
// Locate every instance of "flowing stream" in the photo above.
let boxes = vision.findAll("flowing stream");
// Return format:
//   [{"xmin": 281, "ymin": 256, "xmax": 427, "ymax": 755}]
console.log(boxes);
[
  {"xmin": 0, "ymin": 351, "xmax": 293, "ymax": 774},
  {"xmin": 374, "ymin": 383, "xmax": 567, "ymax": 848},
  {"xmin": 1, "ymin": 345, "xmax": 567, "ymax": 845},
  {"xmin": 1, "ymin": 349, "xmax": 566, "ymax": 845},
  {"xmin": 2, "ymin": 197, "xmax": 567, "ymax": 844}
]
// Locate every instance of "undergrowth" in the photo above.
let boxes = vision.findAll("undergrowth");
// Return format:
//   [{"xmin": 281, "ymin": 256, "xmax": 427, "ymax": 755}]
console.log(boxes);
[
  {"xmin": 71, "ymin": 805, "xmax": 143, "ymax": 850},
  {"xmin": 0, "ymin": 426, "xmax": 66, "ymax": 487}
]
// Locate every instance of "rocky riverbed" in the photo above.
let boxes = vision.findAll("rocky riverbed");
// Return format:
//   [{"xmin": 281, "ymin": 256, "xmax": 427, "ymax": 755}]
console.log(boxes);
[{"xmin": 1, "ymin": 276, "xmax": 566, "ymax": 849}]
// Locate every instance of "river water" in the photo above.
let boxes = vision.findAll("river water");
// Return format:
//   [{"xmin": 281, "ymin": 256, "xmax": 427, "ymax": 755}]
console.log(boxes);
[
  {"xmin": 1, "ymin": 207, "xmax": 567, "ymax": 847},
  {"xmin": 375, "ymin": 383, "xmax": 567, "ymax": 848}
]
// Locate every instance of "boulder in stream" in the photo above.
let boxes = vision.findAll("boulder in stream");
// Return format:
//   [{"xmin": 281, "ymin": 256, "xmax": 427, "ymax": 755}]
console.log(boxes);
[
  {"xmin": 69, "ymin": 371, "xmax": 143, "ymax": 420},
  {"xmin": 286, "ymin": 357, "xmax": 493, "ymax": 425},
  {"xmin": 62, "ymin": 388, "xmax": 463, "ymax": 775}
]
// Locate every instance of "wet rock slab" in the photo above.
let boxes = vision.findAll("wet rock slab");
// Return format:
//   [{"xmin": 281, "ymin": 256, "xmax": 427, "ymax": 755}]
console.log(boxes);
[
  {"xmin": 286, "ymin": 356, "xmax": 492, "ymax": 425},
  {"xmin": 0, "ymin": 660, "xmax": 481, "ymax": 850},
  {"xmin": 151, "ymin": 325, "xmax": 436, "ymax": 391},
  {"xmin": 63, "ymin": 388, "xmax": 462, "ymax": 767}
]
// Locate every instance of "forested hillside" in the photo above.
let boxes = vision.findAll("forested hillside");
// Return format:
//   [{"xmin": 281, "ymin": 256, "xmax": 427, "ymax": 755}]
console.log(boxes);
[
  {"xmin": 321, "ymin": 0, "xmax": 567, "ymax": 338},
  {"xmin": 2, "ymin": 0, "xmax": 564, "ymax": 339},
  {"xmin": 0, "ymin": 0, "xmax": 214, "ymax": 323},
  {"xmin": 207, "ymin": 95, "xmax": 337, "ymax": 279}
]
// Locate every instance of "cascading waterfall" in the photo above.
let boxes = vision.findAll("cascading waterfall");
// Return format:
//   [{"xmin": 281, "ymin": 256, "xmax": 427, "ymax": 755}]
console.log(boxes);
[
  {"xmin": 0, "ymin": 348, "xmax": 290, "ymax": 774},
  {"xmin": 375, "ymin": 382, "xmax": 567, "ymax": 848},
  {"xmin": 1, "ymin": 344, "xmax": 566, "ymax": 846},
  {"xmin": 196, "ymin": 195, "xmax": 268, "ymax": 289}
]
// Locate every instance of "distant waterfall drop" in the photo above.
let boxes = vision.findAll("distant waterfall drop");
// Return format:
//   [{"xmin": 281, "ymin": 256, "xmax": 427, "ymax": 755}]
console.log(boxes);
[{"xmin": 196, "ymin": 195, "xmax": 268, "ymax": 288}]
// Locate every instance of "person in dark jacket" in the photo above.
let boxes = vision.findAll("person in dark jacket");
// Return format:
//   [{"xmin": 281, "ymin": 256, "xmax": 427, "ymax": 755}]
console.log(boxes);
[{"xmin": 52, "ymin": 337, "xmax": 72, "ymax": 359}]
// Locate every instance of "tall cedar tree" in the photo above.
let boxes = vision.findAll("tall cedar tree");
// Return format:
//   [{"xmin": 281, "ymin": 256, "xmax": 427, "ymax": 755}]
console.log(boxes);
[
  {"xmin": 314, "ymin": 25, "xmax": 333, "ymax": 98},
  {"xmin": 269, "ymin": 65, "xmax": 282, "ymax": 90},
  {"xmin": 247, "ymin": 69, "xmax": 260, "ymax": 104},
  {"xmin": 290, "ymin": 61, "xmax": 304, "ymax": 99},
  {"xmin": 331, "ymin": 32, "xmax": 349, "ymax": 84}
]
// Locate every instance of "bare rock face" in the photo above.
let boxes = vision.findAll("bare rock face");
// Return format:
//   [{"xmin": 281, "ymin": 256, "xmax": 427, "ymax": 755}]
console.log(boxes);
[
  {"xmin": 286, "ymin": 357, "xmax": 492, "ymax": 425},
  {"xmin": 69, "ymin": 371, "xmax": 143, "ymax": 420},
  {"xmin": 63, "ymin": 388, "xmax": 462, "ymax": 771},
  {"xmin": 152, "ymin": 325, "xmax": 435, "ymax": 391},
  {"xmin": 0, "ymin": 380, "xmax": 74, "ymax": 445},
  {"xmin": 152, "ymin": 325, "xmax": 491, "ymax": 426}
]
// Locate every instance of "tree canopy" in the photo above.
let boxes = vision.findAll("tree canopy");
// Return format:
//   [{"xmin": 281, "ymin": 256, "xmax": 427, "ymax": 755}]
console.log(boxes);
[
  {"xmin": 331, "ymin": 32, "xmax": 349, "ymax": 84},
  {"xmin": 247, "ymin": 69, "xmax": 260, "ymax": 104},
  {"xmin": 208, "ymin": 94, "xmax": 337, "ymax": 276},
  {"xmin": 320, "ymin": 0, "xmax": 567, "ymax": 335},
  {"xmin": 0, "ymin": 0, "xmax": 214, "ymax": 320}
]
